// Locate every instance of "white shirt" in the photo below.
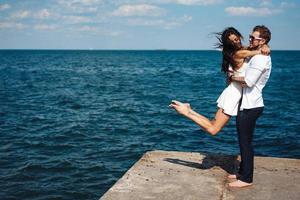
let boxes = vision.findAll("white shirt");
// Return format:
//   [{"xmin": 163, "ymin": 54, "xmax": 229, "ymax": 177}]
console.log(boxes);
[{"xmin": 240, "ymin": 54, "xmax": 272, "ymax": 110}]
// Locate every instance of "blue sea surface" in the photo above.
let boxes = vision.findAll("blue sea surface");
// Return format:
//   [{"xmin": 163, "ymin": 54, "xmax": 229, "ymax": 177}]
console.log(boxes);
[{"xmin": 0, "ymin": 50, "xmax": 299, "ymax": 199}]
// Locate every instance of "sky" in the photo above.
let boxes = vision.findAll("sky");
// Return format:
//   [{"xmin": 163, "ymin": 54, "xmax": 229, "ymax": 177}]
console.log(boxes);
[{"xmin": 0, "ymin": 0, "xmax": 299, "ymax": 50}]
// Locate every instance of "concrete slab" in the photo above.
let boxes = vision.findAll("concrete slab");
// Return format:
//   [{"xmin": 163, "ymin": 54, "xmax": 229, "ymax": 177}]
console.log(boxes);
[
  {"xmin": 100, "ymin": 150, "xmax": 300, "ymax": 200},
  {"xmin": 226, "ymin": 156, "xmax": 300, "ymax": 200}
]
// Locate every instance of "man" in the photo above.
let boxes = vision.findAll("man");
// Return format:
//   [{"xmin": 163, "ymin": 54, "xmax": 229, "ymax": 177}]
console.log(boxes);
[{"xmin": 229, "ymin": 25, "xmax": 272, "ymax": 187}]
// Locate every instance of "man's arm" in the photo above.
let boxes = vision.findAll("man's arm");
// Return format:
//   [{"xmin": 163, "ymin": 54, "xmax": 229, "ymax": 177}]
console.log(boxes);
[{"xmin": 232, "ymin": 56, "xmax": 266, "ymax": 87}]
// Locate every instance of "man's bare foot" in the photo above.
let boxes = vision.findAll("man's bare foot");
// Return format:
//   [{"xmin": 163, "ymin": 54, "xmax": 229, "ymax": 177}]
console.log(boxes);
[
  {"xmin": 228, "ymin": 180, "xmax": 253, "ymax": 188},
  {"xmin": 227, "ymin": 174, "xmax": 237, "ymax": 179}
]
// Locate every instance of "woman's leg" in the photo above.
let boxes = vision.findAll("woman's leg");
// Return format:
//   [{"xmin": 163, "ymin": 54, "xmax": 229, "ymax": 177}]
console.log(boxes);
[
  {"xmin": 170, "ymin": 101, "xmax": 230, "ymax": 136},
  {"xmin": 189, "ymin": 108, "xmax": 231, "ymax": 135}
]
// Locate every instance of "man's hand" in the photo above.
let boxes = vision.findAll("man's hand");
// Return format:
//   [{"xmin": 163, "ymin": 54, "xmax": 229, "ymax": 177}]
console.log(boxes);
[{"xmin": 169, "ymin": 100, "xmax": 191, "ymax": 116}]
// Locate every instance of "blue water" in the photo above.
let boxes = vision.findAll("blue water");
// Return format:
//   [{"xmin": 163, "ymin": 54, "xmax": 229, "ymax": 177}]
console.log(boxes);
[{"xmin": 0, "ymin": 50, "xmax": 299, "ymax": 199}]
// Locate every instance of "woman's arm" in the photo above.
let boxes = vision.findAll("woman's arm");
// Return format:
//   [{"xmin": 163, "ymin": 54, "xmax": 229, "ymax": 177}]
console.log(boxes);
[
  {"xmin": 234, "ymin": 49, "xmax": 260, "ymax": 59},
  {"xmin": 231, "ymin": 76, "xmax": 246, "ymax": 84},
  {"xmin": 234, "ymin": 44, "xmax": 270, "ymax": 59}
]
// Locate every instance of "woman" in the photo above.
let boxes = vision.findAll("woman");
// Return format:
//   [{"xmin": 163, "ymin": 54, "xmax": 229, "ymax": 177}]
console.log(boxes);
[{"xmin": 169, "ymin": 27, "xmax": 269, "ymax": 135}]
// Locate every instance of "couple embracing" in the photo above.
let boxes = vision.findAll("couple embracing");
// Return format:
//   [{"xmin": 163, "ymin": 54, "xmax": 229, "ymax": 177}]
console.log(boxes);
[{"xmin": 170, "ymin": 25, "xmax": 272, "ymax": 188}]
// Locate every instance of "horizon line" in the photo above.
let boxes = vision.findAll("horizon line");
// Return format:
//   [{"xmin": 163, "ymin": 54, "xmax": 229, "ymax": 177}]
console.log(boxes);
[{"xmin": 0, "ymin": 48, "xmax": 299, "ymax": 51}]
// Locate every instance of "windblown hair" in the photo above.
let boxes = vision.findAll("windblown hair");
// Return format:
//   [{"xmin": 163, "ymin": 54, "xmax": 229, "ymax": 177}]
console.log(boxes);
[{"xmin": 215, "ymin": 27, "xmax": 243, "ymax": 73}]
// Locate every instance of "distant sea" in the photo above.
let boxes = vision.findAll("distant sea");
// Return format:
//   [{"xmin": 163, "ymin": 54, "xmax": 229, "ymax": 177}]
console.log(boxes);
[{"xmin": 1, "ymin": 50, "xmax": 299, "ymax": 200}]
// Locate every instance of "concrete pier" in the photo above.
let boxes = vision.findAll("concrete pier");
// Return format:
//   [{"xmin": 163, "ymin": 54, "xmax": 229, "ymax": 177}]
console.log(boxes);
[{"xmin": 100, "ymin": 150, "xmax": 300, "ymax": 200}]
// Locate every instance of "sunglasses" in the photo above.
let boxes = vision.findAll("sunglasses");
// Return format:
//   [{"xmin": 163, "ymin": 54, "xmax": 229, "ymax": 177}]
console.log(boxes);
[{"xmin": 249, "ymin": 35, "xmax": 263, "ymax": 41}]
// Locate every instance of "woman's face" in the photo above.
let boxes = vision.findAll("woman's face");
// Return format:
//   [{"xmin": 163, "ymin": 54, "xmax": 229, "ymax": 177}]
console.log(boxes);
[{"xmin": 228, "ymin": 34, "xmax": 242, "ymax": 49}]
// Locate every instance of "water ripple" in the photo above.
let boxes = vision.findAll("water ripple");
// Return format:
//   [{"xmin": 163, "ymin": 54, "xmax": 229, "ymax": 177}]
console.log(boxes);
[{"xmin": 0, "ymin": 50, "xmax": 299, "ymax": 200}]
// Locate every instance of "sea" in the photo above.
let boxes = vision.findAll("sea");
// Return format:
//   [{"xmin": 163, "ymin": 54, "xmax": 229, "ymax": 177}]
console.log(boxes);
[{"xmin": 0, "ymin": 50, "xmax": 299, "ymax": 200}]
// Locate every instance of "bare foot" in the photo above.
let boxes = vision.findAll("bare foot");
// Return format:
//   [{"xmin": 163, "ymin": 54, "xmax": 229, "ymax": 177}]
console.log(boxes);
[
  {"xmin": 228, "ymin": 180, "xmax": 253, "ymax": 188},
  {"xmin": 183, "ymin": 103, "xmax": 191, "ymax": 109},
  {"xmin": 227, "ymin": 174, "xmax": 237, "ymax": 179}
]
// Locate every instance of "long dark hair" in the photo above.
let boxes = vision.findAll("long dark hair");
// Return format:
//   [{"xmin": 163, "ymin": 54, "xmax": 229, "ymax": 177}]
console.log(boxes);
[{"xmin": 215, "ymin": 27, "xmax": 243, "ymax": 73}]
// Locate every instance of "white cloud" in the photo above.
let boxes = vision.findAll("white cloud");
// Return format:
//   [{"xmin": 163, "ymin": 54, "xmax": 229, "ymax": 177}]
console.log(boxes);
[
  {"xmin": 69, "ymin": 25, "xmax": 123, "ymax": 37},
  {"xmin": 34, "ymin": 24, "xmax": 57, "ymax": 30},
  {"xmin": 112, "ymin": 4, "xmax": 165, "ymax": 17},
  {"xmin": 79, "ymin": 25, "xmax": 98, "ymax": 31},
  {"xmin": 109, "ymin": 31, "xmax": 123, "ymax": 36},
  {"xmin": 164, "ymin": 14, "xmax": 192, "ymax": 29},
  {"xmin": 72, "ymin": 0, "xmax": 101, "ymax": 5},
  {"xmin": 57, "ymin": 0, "xmax": 100, "ymax": 13},
  {"xmin": 73, "ymin": 6, "xmax": 98, "ymax": 13},
  {"xmin": 0, "ymin": 22, "xmax": 27, "ymax": 29},
  {"xmin": 62, "ymin": 15, "xmax": 92, "ymax": 24},
  {"xmin": 127, "ymin": 14, "xmax": 192, "ymax": 29},
  {"xmin": 225, "ymin": 7, "xmax": 281, "ymax": 17},
  {"xmin": 259, "ymin": 1, "xmax": 295, "ymax": 10},
  {"xmin": 161, "ymin": 0, "xmax": 222, "ymax": 5},
  {"xmin": 280, "ymin": 2, "xmax": 296, "ymax": 8},
  {"xmin": 128, "ymin": 18, "xmax": 165, "ymax": 26},
  {"xmin": 57, "ymin": 0, "xmax": 101, "ymax": 6},
  {"xmin": 35, "ymin": 9, "xmax": 51, "ymax": 19},
  {"xmin": 259, "ymin": 0, "xmax": 272, "ymax": 7},
  {"xmin": 181, "ymin": 14, "xmax": 192, "ymax": 22},
  {"xmin": 11, "ymin": 10, "xmax": 31, "ymax": 19},
  {"xmin": 0, "ymin": 3, "xmax": 11, "ymax": 11},
  {"xmin": 79, "ymin": 0, "xmax": 102, "ymax": 5}
]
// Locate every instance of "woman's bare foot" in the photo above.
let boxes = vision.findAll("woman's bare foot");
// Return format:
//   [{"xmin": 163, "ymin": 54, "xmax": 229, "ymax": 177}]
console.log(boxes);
[
  {"xmin": 228, "ymin": 180, "xmax": 253, "ymax": 188},
  {"xmin": 227, "ymin": 174, "xmax": 237, "ymax": 179},
  {"xmin": 169, "ymin": 100, "xmax": 192, "ymax": 116},
  {"xmin": 183, "ymin": 103, "xmax": 191, "ymax": 110}
]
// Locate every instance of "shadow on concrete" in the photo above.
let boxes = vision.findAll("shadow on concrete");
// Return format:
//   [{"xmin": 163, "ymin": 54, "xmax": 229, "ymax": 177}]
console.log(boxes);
[{"xmin": 164, "ymin": 154, "xmax": 239, "ymax": 174}]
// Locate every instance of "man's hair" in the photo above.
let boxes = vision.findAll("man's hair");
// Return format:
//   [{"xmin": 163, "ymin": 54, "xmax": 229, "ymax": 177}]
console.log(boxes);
[{"xmin": 253, "ymin": 25, "xmax": 271, "ymax": 44}]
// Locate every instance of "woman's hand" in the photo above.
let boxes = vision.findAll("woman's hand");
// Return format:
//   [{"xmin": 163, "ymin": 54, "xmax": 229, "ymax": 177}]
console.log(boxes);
[
  {"xmin": 169, "ymin": 100, "xmax": 192, "ymax": 116},
  {"xmin": 260, "ymin": 44, "xmax": 271, "ymax": 55}
]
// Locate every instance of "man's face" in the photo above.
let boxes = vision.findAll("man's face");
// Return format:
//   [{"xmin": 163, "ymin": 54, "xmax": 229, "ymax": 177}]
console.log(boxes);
[
  {"xmin": 249, "ymin": 31, "xmax": 265, "ymax": 49},
  {"xmin": 228, "ymin": 34, "xmax": 242, "ymax": 49}
]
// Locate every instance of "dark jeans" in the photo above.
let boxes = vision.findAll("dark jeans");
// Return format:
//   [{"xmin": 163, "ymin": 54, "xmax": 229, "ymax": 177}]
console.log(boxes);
[{"xmin": 236, "ymin": 107, "xmax": 264, "ymax": 183}]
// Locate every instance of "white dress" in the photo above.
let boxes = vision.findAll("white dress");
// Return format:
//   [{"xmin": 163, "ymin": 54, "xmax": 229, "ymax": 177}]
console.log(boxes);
[{"xmin": 216, "ymin": 63, "xmax": 248, "ymax": 116}]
